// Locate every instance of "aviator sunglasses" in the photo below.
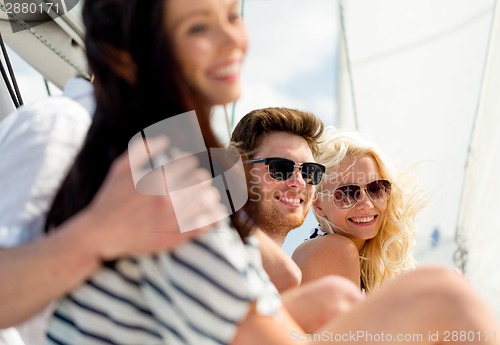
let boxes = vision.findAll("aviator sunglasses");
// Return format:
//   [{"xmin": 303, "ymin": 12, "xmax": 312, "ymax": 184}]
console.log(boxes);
[
  {"xmin": 318, "ymin": 179, "xmax": 392, "ymax": 209},
  {"xmin": 246, "ymin": 157, "xmax": 326, "ymax": 185}
]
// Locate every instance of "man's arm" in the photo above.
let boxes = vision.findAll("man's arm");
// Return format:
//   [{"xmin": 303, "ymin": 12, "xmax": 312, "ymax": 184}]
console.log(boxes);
[
  {"xmin": 0, "ymin": 212, "xmax": 100, "ymax": 327},
  {"xmin": 254, "ymin": 228, "xmax": 302, "ymax": 292}
]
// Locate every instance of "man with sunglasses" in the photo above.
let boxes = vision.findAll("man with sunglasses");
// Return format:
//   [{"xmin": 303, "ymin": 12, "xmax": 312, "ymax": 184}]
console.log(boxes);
[
  {"xmin": 231, "ymin": 107, "xmax": 325, "ymax": 245},
  {"xmin": 230, "ymin": 107, "xmax": 326, "ymax": 292},
  {"xmin": 229, "ymin": 108, "xmax": 500, "ymax": 339},
  {"xmin": 229, "ymin": 107, "xmax": 365, "ymax": 331}
]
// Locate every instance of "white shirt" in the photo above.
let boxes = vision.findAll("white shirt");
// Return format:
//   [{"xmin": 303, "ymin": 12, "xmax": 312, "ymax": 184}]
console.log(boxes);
[{"xmin": 0, "ymin": 78, "xmax": 94, "ymax": 345}]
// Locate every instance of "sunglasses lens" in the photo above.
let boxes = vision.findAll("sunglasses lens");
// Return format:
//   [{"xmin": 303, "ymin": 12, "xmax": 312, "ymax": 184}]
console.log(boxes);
[
  {"xmin": 333, "ymin": 185, "xmax": 361, "ymax": 209},
  {"xmin": 267, "ymin": 159, "xmax": 325, "ymax": 185},
  {"xmin": 329, "ymin": 180, "xmax": 391, "ymax": 209},
  {"xmin": 301, "ymin": 163, "xmax": 325, "ymax": 185},
  {"xmin": 268, "ymin": 159, "xmax": 294, "ymax": 181},
  {"xmin": 366, "ymin": 180, "xmax": 391, "ymax": 203}
]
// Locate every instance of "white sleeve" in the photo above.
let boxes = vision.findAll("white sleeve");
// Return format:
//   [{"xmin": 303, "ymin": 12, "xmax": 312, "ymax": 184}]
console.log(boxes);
[{"xmin": 0, "ymin": 97, "xmax": 91, "ymax": 247}]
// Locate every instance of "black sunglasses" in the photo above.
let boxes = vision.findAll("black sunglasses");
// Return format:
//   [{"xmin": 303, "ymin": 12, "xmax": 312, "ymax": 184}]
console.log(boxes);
[
  {"xmin": 246, "ymin": 157, "xmax": 325, "ymax": 185},
  {"xmin": 318, "ymin": 179, "xmax": 392, "ymax": 209}
]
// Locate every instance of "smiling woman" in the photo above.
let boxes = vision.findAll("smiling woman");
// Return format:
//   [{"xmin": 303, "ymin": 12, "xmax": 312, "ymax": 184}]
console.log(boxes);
[
  {"xmin": 292, "ymin": 127, "xmax": 426, "ymax": 292},
  {"xmin": 167, "ymin": 0, "xmax": 247, "ymax": 108},
  {"xmin": 42, "ymin": 0, "xmax": 272, "ymax": 343}
]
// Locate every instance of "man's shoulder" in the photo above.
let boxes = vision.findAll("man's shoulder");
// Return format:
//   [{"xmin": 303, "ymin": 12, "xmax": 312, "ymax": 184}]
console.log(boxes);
[
  {"xmin": 0, "ymin": 94, "xmax": 93, "ymax": 248},
  {"xmin": 13, "ymin": 95, "xmax": 90, "ymax": 122},
  {"xmin": 0, "ymin": 96, "xmax": 91, "ymax": 147}
]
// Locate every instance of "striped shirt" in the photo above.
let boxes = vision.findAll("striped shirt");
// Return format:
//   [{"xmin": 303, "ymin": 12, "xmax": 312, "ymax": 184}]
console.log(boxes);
[{"xmin": 46, "ymin": 224, "xmax": 281, "ymax": 345}]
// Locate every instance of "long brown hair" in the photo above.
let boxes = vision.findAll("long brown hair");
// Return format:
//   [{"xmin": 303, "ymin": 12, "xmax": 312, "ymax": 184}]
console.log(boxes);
[{"xmin": 45, "ymin": 0, "xmax": 253, "ymax": 238}]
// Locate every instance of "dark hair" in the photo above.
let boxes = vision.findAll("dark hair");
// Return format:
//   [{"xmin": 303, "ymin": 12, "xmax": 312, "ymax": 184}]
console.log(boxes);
[
  {"xmin": 230, "ymin": 107, "xmax": 324, "ymax": 157},
  {"xmin": 45, "ymin": 0, "xmax": 253, "ymax": 239}
]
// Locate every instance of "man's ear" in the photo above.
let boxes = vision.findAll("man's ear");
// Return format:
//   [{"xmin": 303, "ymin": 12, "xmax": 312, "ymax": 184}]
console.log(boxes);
[{"xmin": 313, "ymin": 196, "xmax": 327, "ymax": 217}]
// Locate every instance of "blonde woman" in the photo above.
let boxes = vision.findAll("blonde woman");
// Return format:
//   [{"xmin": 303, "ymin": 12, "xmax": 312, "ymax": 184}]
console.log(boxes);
[{"xmin": 293, "ymin": 127, "xmax": 425, "ymax": 292}]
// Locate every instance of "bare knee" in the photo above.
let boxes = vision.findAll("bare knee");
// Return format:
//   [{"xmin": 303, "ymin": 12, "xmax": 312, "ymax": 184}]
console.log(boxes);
[
  {"xmin": 387, "ymin": 265, "xmax": 487, "ymax": 318},
  {"xmin": 309, "ymin": 275, "xmax": 364, "ymax": 314},
  {"xmin": 374, "ymin": 265, "xmax": 500, "ymax": 338},
  {"xmin": 400, "ymin": 266, "xmax": 468, "ymax": 296},
  {"xmin": 298, "ymin": 275, "xmax": 363, "ymax": 319},
  {"xmin": 282, "ymin": 275, "xmax": 364, "ymax": 333}
]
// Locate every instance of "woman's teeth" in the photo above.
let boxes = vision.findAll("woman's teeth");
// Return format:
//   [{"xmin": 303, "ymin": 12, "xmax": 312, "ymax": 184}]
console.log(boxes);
[
  {"xmin": 212, "ymin": 63, "xmax": 240, "ymax": 78},
  {"xmin": 350, "ymin": 216, "xmax": 375, "ymax": 223}
]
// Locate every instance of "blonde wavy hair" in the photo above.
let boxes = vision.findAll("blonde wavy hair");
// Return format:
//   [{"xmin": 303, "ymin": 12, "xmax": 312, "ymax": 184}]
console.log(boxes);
[{"xmin": 313, "ymin": 127, "xmax": 426, "ymax": 292}]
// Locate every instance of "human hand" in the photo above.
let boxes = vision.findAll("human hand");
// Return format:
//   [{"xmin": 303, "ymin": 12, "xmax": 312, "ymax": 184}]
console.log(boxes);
[
  {"xmin": 83, "ymin": 136, "xmax": 228, "ymax": 261},
  {"xmin": 282, "ymin": 275, "xmax": 363, "ymax": 333}
]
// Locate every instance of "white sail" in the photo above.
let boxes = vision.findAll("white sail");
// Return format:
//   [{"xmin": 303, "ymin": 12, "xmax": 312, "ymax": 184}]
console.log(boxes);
[
  {"xmin": 337, "ymin": 0, "xmax": 498, "ymax": 318},
  {"xmin": 0, "ymin": 3, "xmax": 87, "ymax": 89},
  {"xmin": 456, "ymin": 0, "xmax": 500, "ymax": 321}
]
